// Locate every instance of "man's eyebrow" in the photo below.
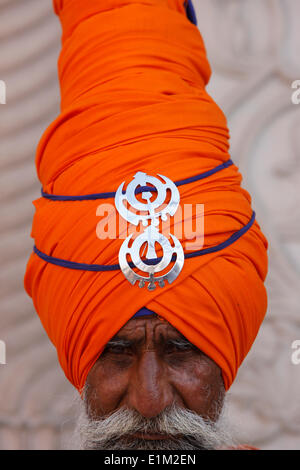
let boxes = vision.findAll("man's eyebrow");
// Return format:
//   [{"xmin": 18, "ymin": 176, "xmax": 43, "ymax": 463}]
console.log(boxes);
[
  {"xmin": 104, "ymin": 335, "xmax": 198, "ymax": 350},
  {"xmin": 104, "ymin": 337, "xmax": 133, "ymax": 348},
  {"xmin": 164, "ymin": 336, "xmax": 197, "ymax": 349},
  {"xmin": 104, "ymin": 336, "xmax": 145, "ymax": 348}
]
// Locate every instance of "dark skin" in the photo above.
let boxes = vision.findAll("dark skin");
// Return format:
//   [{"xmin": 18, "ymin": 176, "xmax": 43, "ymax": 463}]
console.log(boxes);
[{"xmin": 86, "ymin": 314, "xmax": 225, "ymax": 432}]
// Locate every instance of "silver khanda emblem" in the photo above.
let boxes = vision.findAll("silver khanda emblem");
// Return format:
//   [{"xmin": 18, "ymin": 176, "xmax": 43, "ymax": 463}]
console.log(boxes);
[{"xmin": 115, "ymin": 171, "xmax": 184, "ymax": 290}]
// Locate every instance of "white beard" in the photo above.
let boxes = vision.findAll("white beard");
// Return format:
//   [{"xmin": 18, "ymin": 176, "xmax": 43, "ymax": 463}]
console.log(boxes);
[{"xmin": 71, "ymin": 391, "xmax": 236, "ymax": 450}]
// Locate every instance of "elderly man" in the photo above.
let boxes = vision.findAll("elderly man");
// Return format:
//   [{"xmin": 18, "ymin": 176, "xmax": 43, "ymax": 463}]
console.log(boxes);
[
  {"xmin": 77, "ymin": 311, "xmax": 232, "ymax": 450},
  {"xmin": 25, "ymin": 0, "xmax": 268, "ymax": 450}
]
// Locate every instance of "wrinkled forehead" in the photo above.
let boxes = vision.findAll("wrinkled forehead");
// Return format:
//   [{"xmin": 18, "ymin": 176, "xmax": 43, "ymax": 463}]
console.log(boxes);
[{"xmin": 111, "ymin": 313, "xmax": 187, "ymax": 344}]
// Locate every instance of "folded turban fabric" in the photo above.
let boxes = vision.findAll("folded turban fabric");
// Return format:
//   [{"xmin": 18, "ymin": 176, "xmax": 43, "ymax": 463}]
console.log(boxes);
[{"xmin": 24, "ymin": 0, "xmax": 268, "ymax": 392}]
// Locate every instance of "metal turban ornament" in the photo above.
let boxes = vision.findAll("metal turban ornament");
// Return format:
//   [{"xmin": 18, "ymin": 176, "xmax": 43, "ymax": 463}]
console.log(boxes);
[{"xmin": 115, "ymin": 172, "xmax": 184, "ymax": 290}]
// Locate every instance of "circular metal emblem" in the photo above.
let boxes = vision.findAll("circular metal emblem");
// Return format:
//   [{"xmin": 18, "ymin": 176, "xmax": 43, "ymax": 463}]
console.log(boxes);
[
  {"xmin": 115, "ymin": 172, "xmax": 184, "ymax": 290},
  {"xmin": 115, "ymin": 171, "xmax": 180, "ymax": 227}
]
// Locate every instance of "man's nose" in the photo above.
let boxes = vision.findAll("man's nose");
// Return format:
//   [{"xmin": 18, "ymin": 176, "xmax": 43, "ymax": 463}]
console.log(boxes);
[{"xmin": 126, "ymin": 351, "xmax": 175, "ymax": 418}]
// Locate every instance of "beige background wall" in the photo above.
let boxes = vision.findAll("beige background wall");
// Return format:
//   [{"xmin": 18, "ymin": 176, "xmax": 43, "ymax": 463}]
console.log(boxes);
[{"xmin": 0, "ymin": 0, "xmax": 299, "ymax": 450}]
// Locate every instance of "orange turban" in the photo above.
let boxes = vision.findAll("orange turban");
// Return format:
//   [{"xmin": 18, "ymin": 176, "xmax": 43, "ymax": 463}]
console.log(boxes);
[{"xmin": 24, "ymin": 0, "xmax": 268, "ymax": 393}]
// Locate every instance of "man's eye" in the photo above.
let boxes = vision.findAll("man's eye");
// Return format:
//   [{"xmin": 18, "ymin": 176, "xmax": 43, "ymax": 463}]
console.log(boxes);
[{"xmin": 105, "ymin": 345, "xmax": 131, "ymax": 355}]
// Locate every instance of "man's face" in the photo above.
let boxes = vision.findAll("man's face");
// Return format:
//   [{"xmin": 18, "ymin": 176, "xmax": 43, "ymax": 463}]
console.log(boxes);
[{"xmin": 77, "ymin": 314, "xmax": 232, "ymax": 450}]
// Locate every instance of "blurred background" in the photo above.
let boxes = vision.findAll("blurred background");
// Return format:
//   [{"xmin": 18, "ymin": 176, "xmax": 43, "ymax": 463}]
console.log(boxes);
[{"xmin": 0, "ymin": 0, "xmax": 300, "ymax": 450}]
